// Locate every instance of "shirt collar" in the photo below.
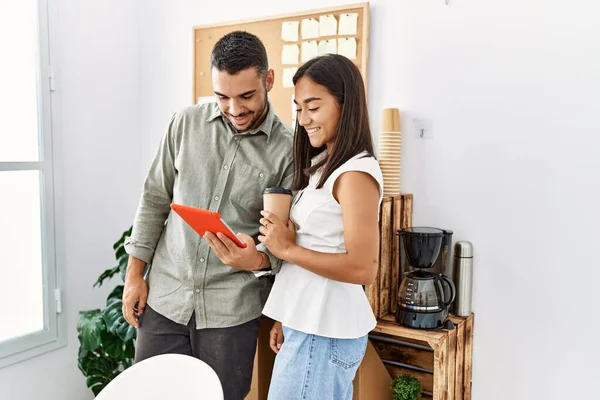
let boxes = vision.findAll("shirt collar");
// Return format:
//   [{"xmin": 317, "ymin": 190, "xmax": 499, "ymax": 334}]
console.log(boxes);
[{"xmin": 207, "ymin": 100, "xmax": 276, "ymax": 142}]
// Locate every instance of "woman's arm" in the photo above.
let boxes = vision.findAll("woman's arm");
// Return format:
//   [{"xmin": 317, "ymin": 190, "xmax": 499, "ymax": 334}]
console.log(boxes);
[{"xmin": 259, "ymin": 170, "xmax": 380, "ymax": 285}]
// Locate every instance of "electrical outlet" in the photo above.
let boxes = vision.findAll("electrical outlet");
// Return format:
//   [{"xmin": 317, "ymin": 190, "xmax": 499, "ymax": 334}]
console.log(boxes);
[{"xmin": 414, "ymin": 118, "xmax": 433, "ymax": 139}]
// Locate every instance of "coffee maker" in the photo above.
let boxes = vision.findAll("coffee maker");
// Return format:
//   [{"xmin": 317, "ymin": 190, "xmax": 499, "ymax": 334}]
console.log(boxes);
[
  {"xmin": 396, "ymin": 227, "xmax": 456, "ymax": 329},
  {"xmin": 401, "ymin": 228, "xmax": 453, "ymax": 277}
]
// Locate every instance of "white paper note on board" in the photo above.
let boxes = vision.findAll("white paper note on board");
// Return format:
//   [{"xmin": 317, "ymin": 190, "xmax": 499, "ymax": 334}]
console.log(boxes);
[
  {"xmin": 282, "ymin": 44, "xmax": 299, "ymax": 65},
  {"xmin": 301, "ymin": 41, "xmax": 318, "ymax": 62},
  {"xmin": 281, "ymin": 21, "xmax": 299, "ymax": 42},
  {"xmin": 319, "ymin": 15, "xmax": 337, "ymax": 37},
  {"xmin": 318, "ymin": 39, "xmax": 337, "ymax": 56},
  {"xmin": 301, "ymin": 18, "xmax": 319, "ymax": 39},
  {"xmin": 338, "ymin": 37, "xmax": 357, "ymax": 59},
  {"xmin": 338, "ymin": 13, "xmax": 358, "ymax": 35},
  {"xmin": 283, "ymin": 67, "xmax": 298, "ymax": 88}
]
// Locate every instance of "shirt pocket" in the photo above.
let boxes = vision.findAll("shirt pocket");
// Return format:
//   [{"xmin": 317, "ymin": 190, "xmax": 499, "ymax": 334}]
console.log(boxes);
[{"xmin": 230, "ymin": 162, "xmax": 275, "ymax": 211}]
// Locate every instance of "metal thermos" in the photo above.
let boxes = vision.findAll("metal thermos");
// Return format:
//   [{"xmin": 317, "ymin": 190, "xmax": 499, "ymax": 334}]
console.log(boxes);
[{"xmin": 452, "ymin": 241, "xmax": 473, "ymax": 317}]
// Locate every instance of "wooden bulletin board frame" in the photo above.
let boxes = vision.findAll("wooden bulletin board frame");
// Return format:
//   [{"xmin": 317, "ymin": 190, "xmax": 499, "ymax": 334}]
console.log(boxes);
[{"xmin": 193, "ymin": 3, "xmax": 370, "ymax": 127}]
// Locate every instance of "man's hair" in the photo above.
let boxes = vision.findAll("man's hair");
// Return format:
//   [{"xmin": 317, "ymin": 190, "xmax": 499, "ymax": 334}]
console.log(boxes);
[{"xmin": 210, "ymin": 31, "xmax": 268, "ymax": 76}]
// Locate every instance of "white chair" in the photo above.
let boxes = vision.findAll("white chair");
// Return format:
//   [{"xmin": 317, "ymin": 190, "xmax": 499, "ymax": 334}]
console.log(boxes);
[{"xmin": 95, "ymin": 354, "xmax": 224, "ymax": 400}]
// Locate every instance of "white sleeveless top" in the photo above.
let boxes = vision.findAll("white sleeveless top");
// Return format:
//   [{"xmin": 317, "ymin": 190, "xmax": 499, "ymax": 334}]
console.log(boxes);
[{"xmin": 262, "ymin": 151, "xmax": 384, "ymax": 339}]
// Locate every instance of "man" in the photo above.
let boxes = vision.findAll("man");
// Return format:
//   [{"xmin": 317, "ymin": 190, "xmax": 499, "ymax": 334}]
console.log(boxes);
[{"xmin": 122, "ymin": 31, "xmax": 293, "ymax": 400}]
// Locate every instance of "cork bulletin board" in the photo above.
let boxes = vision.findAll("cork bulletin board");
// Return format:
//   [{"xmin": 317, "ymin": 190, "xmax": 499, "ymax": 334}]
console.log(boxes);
[{"xmin": 193, "ymin": 3, "xmax": 370, "ymax": 127}]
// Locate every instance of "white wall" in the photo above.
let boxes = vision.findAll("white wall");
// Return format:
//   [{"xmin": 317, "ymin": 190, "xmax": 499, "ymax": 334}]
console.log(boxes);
[
  {"xmin": 370, "ymin": 2, "xmax": 600, "ymax": 399},
  {"xmin": 0, "ymin": 1, "xmax": 141, "ymax": 399},
  {"xmin": 138, "ymin": 0, "xmax": 600, "ymax": 399}
]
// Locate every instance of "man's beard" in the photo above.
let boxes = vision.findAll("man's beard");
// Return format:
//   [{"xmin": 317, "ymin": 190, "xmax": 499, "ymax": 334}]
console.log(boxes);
[
  {"xmin": 247, "ymin": 99, "xmax": 268, "ymax": 129},
  {"xmin": 233, "ymin": 98, "xmax": 268, "ymax": 131}
]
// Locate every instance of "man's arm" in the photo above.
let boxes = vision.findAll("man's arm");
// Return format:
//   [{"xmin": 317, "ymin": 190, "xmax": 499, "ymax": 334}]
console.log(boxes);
[
  {"xmin": 124, "ymin": 114, "xmax": 178, "ymax": 263},
  {"xmin": 122, "ymin": 256, "xmax": 147, "ymax": 328},
  {"xmin": 123, "ymin": 114, "xmax": 179, "ymax": 327}
]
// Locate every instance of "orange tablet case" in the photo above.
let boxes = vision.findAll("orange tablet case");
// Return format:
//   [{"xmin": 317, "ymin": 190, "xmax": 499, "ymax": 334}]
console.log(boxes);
[{"xmin": 170, "ymin": 204, "xmax": 247, "ymax": 248}]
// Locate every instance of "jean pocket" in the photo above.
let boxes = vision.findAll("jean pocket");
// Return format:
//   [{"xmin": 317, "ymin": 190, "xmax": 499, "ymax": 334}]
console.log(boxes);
[{"xmin": 330, "ymin": 335, "xmax": 368, "ymax": 370}]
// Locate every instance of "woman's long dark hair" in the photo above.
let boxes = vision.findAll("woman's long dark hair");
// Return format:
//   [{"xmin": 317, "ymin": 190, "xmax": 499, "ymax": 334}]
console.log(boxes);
[{"xmin": 292, "ymin": 54, "xmax": 375, "ymax": 190}]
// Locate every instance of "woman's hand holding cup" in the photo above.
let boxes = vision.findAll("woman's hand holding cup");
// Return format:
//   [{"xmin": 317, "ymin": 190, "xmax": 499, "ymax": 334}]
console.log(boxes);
[{"xmin": 258, "ymin": 210, "xmax": 296, "ymax": 260}]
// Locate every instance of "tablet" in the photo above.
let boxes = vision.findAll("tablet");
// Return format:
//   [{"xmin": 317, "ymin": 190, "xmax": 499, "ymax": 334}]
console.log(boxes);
[{"xmin": 170, "ymin": 204, "xmax": 247, "ymax": 248}]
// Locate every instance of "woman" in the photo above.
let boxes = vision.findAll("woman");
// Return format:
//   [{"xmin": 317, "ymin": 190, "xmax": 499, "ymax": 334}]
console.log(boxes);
[{"xmin": 258, "ymin": 54, "xmax": 383, "ymax": 400}]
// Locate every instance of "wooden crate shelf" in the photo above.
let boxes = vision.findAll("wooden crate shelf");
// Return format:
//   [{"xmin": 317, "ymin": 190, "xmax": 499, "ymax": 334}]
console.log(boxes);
[
  {"xmin": 371, "ymin": 313, "xmax": 474, "ymax": 400},
  {"xmin": 364, "ymin": 193, "xmax": 474, "ymax": 399},
  {"xmin": 367, "ymin": 194, "xmax": 412, "ymax": 318}
]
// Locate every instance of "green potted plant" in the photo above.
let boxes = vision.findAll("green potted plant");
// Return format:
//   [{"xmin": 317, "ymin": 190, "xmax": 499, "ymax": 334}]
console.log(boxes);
[
  {"xmin": 77, "ymin": 227, "xmax": 140, "ymax": 396},
  {"xmin": 391, "ymin": 374, "xmax": 422, "ymax": 400}
]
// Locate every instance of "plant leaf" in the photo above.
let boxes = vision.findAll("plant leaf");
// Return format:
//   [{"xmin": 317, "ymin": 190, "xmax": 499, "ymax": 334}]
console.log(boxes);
[
  {"xmin": 103, "ymin": 297, "xmax": 137, "ymax": 342},
  {"xmin": 124, "ymin": 338, "xmax": 136, "ymax": 360},
  {"xmin": 93, "ymin": 266, "xmax": 120, "ymax": 288},
  {"xmin": 115, "ymin": 245, "xmax": 127, "ymax": 261},
  {"xmin": 77, "ymin": 345, "xmax": 95, "ymax": 374},
  {"xmin": 77, "ymin": 310, "xmax": 106, "ymax": 352},
  {"xmin": 113, "ymin": 226, "xmax": 132, "ymax": 251},
  {"xmin": 85, "ymin": 355, "xmax": 120, "ymax": 395},
  {"xmin": 391, "ymin": 374, "xmax": 422, "ymax": 400},
  {"xmin": 106, "ymin": 285, "xmax": 124, "ymax": 307},
  {"xmin": 78, "ymin": 227, "xmax": 137, "ymax": 397},
  {"xmin": 101, "ymin": 330, "xmax": 125, "ymax": 359}
]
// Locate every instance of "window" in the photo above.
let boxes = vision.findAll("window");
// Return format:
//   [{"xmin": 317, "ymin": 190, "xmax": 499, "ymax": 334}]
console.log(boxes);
[{"xmin": 0, "ymin": 0, "xmax": 64, "ymax": 368}]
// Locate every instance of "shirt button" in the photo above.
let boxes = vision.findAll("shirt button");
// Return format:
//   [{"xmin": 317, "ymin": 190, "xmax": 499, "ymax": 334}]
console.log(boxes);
[
  {"xmin": 199, "ymin": 258, "xmax": 205, "ymax": 263},
  {"xmin": 214, "ymin": 196, "xmax": 220, "ymax": 201},
  {"xmin": 195, "ymin": 289, "xmax": 200, "ymax": 293},
  {"xmin": 259, "ymin": 173, "xmax": 264, "ymax": 178},
  {"xmin": 223, "ymin": 165, "xmax": 229, "ymax": 170}
]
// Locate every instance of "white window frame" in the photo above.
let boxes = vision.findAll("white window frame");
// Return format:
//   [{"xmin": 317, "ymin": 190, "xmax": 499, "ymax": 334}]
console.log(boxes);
[{"xmin": 0, "ymin": 0, "xmax": 65, "ymax": 368}]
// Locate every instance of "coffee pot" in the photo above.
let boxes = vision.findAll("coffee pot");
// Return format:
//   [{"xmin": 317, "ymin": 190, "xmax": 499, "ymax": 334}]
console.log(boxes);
[{"xmin": 396, "ymin": 227, "xmax": 456, "ymax": 329}]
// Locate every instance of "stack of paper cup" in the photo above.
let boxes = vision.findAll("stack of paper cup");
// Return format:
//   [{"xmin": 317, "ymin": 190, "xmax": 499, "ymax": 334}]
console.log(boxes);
[{"xmin": 379, "ymin": 108, "xmax": 401, "ymax": 197}]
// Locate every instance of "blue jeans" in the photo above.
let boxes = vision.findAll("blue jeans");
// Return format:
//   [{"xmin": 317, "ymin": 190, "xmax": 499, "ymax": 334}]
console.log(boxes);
[{"xmin": 267, "ymin": 326, "xmax": 368, "ymax": 400}]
